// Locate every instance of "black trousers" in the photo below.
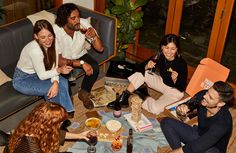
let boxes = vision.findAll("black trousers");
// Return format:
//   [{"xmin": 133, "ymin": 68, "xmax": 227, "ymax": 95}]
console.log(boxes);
[
  {"xmin": 62, "ymin": 53, "xmax": 99, "ymax": 94},
  {"xmin": 79, "ymin": 53, "xmax": 99, "ymax": 92}
]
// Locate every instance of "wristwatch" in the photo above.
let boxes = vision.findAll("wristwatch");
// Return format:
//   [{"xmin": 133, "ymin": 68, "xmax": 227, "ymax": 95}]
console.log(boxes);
[{"xmin": 80, "ymin": 60, "xmax": 85, "ymax": 66}]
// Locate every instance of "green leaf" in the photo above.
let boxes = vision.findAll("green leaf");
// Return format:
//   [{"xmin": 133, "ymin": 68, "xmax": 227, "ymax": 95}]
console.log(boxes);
[
  {"xmin": 130, "ymin": 0, "xmax": 148, "ymax": 10},
  {"xmin": 122, "ymin": 44, "xmax": 129, "ymax": 49},
  {"xmin": 104, "ymin": 9, "xmax": 110, "ymax": 15},
  {"xmin": 111, "ymin": 5, "xmax": 127, "ymax": 15},
  {"xmin": 131, "ymin": 11, "xmax": 144, "ymax": 21},
  {"xmin": 132, "ymin": 20, "xmax": 143, "ymax": 29},
  {"xmin": 112, "ymin": 0, "xmax": 125, "ymax": 6}
]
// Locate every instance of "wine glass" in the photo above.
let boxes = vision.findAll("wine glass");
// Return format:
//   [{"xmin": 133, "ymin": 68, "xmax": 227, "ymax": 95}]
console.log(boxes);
[
  {"xmin": 148, "ymin": 51, "xmax": 161, "ymax": 75},
  {"xmin": 67, "ymin": 61, "xmax": 76, "ymax": 82},
  {"xmin": 80, "ymin": 23, "xmax": 94, "ymax": 44},
  {"xmin": 79, "ymin": 23, "xmax": 88, "ymax": 34},
  {"xmin": 176, "ymin": 108, "xmax": 190, "ymax": 122},
  {"xmin": 87, "ymin": 131, "xmax": 98, "ymax": 153}
]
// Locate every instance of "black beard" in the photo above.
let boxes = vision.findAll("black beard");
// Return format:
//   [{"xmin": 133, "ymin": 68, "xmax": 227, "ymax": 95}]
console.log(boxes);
[{"xmin": 67, "ymin": 24, "xmax": 79, "ymax": 31}]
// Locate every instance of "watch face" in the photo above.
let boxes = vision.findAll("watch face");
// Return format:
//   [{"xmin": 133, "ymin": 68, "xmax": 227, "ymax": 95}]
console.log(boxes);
[{"xmin": 80, "ymin": 60, "xmax": 84, "ymax": 65}]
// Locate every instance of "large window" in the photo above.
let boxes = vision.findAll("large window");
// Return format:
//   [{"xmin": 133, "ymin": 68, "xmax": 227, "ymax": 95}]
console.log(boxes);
[
  {"xmin": 138, "ymin": 0, "xmax": 235, "ymax": 85},
  {"xmin": 139, "ymin": 0, "xmax": 168, "ymax": 51},
  {"xmin": 0, "ymin": 0, "xmax": 54, "ymax": 26},
  {"xmin": 180, "ymin": 0, "xmax": 217, "ymax": 67}
]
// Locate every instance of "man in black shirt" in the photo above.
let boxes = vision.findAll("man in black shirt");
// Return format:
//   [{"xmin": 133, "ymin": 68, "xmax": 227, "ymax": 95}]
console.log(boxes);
[{"xmin": 161, "ymin": 81, "xmax": 234, "ymax": 153}]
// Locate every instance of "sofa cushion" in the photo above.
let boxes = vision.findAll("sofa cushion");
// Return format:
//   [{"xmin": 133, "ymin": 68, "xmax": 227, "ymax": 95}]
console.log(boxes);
[
  {"xmin": 0, "ymin": 69, "xmax": 11, "ymax": 86},
  {"xmin": 0, "ymin": 82, "xmax": 41, "ymax": 120}
]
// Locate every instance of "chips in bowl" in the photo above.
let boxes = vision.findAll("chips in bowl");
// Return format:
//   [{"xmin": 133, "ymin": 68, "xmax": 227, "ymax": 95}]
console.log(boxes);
[
  {"xmin": 106, "ymin": 120, "xmax": 122, "ymax": 133},
  {"xmin": 85, "ymin": 117, "xmax": 101, "ymax": 130}
]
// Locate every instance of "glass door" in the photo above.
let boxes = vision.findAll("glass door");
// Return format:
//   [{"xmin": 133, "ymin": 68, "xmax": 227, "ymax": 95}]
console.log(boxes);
[
  {"xmin": 180, "ymin": 0, "xmax": 218, "ymax": 67},
  {"xmin": 139, "ymin": 0, "xmax": 169, "ymax": 51},
  {"xmin": 221, "ymin": 5, "xmax": 236, "ymax": 84}
]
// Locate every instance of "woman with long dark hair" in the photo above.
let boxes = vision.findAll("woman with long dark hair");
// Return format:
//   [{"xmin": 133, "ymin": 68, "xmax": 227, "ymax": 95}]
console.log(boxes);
[
  {"xmin": 12, "ymin": 19, "xmax": 74, "ymax": 113},
  {"xmin": 108, "ymin": 34, "xmax": 188, "ymax": 115}
]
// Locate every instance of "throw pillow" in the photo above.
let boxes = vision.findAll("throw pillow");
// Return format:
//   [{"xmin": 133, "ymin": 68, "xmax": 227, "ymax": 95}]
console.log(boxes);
[
  {"xmin": 0, "ymin": 69, "xmax": 12, "ymax": 86},
  {"xmin": 27, "ymin": 10, "xmax": 56, "ymax": 26}
]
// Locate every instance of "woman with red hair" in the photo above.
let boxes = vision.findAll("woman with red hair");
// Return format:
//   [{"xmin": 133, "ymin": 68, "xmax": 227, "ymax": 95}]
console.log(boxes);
[{"xmin": 4, "ymin": 102, "xmax": 91, "ymax": 153}]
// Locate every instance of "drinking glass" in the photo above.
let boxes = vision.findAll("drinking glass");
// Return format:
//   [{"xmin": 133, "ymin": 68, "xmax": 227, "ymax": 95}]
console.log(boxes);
[
  {"xmin": 176, "ymin": 109, "xmax": 189, "ymax": 122},
  {"xmin": 67, "ymin": 61, "xmax": 76, "ymax": 82},
  {"xmin": 148, "ymin": 51, "xmax": 161, "ymax": 75},
  {"xmin": 79, "ymin": 23, "xmax": 88, "ymax": 34},
  {"xmin": 80, "ymin": 23, "xmax": 94, "ymax": 44},
  {"xmin": 87, "ymin": 131, "xmax": 98, "ymax": 153}
]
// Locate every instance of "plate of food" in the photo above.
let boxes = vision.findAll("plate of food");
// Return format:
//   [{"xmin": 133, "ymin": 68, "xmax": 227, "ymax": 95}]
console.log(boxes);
[{"xmin": 85, "ymin": 117, "xmax": 101, "ymax": 130}]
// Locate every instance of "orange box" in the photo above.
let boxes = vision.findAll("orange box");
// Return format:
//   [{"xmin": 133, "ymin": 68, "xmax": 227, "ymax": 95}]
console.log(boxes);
[{"xmin": 164, "ymin": 58, "xmax": 230, "ymax": 124}]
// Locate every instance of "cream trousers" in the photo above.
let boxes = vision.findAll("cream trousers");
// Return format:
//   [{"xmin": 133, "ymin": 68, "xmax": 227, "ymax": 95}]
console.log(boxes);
[{"xmin": 128, "ymin": 71, "xmax": 184, "ymax": 115}]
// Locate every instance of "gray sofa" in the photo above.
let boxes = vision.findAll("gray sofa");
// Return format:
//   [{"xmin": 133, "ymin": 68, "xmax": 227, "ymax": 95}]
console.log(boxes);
[{"xmin": 0, "ymin": 6, "xmax": 116, "ymax": 120}]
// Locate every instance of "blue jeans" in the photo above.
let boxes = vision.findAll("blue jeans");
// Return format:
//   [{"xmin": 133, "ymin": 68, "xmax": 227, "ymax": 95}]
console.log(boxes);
[
  {"xmin": 160, "ymin": 118, "xmax": 219, "ymax": 153},
  {"xmin": 13, "ymin": 67, "xmax": 74, "ymax": 112}
]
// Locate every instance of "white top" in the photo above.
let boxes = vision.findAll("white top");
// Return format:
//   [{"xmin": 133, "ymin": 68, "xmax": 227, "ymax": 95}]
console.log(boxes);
[
  {"xmin": 53, "ymin": 18, "xmax": 93, "ymax": 60},
  {"xmin": 17, "ymin": 40, "xmax": 59, "ymax": 82}
]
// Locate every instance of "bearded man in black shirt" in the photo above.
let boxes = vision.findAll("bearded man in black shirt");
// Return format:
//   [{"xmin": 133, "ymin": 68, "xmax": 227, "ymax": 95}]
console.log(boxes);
[{"xmin": 161, "ymin": 81, "xmax": 234, "ymax": 153}]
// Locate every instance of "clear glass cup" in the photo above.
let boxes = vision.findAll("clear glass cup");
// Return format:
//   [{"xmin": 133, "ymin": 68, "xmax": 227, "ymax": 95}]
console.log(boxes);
[
  {"xmin": 68, "ymin": 69, "xmax": 76, "ymax": 82},
  {"xmin": 66, "ymin": 61, "xmax": 76, "ymax": 82}
]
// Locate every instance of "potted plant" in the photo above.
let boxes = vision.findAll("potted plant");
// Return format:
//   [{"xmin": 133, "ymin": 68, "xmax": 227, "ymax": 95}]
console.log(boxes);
[{"xmin": 105, "ymin": 0, "xmax": 148, "ymax": 60}]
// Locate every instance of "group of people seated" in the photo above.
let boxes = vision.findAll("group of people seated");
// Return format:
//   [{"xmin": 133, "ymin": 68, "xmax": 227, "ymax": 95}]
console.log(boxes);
[{"xmin": 0, "ymin": 2, "xmax": 234, "ymax": 153}]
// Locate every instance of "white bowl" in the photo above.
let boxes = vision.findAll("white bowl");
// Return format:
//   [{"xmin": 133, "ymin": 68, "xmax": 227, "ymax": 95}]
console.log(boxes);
[{"xmin": 106, "ymin": 120, "xmax": 122, "ymax": 133}]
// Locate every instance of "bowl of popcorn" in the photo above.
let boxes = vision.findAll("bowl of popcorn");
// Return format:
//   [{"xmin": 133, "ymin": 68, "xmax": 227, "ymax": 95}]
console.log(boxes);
[
  {"xmin": 106, "ymin": 120, "xmax": 122, "ymax": 133},
  {"xmin": 85, "ymin": 117, "xmax": 101, "ymax": 130}
]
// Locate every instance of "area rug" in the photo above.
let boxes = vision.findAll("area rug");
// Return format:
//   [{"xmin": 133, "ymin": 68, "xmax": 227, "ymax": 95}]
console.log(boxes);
[{"xmin": 67, "ymin": 111, "xmax": 168, "ymax": 153}]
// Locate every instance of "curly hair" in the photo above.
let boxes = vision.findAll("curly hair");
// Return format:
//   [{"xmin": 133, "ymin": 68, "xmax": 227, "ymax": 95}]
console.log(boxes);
[
  {"xmin": 8, "ymin": 102, "xmax": 68, "ymax": 153},
  {"xmin": 34, "ymin": 19, "xmax": 56, "ymax": 70},
  {"xmin": 55, "ymin": 3, "xmax": 80, "ymax": 27}
]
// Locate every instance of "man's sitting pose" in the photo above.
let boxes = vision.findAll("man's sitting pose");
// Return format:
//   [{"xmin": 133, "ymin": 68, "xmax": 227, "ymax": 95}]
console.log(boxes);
[
  {"xmin": 54, "ymin": 3, "xmax": 104, "ymax": 109},
  {"xmin": 161, "ymin": 81, "xmax": 234, "ymax": 153}
]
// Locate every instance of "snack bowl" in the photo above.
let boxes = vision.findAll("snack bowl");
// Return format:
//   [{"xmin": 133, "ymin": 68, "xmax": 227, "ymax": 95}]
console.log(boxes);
[
  {"xmin": 111, "ymin": 136, "xmax": 122, "ymax": 151},
  {"xmin": 106, "ymin": 120, "xmax": 122, "ymax": 133},
  {"xmin": 85, "ymin": 117, "xmax": 101, "ymax": 130}
]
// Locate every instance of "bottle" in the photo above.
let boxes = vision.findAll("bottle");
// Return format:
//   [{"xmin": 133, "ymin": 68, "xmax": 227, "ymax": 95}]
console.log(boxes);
[
  {"xmin": 113, "ymin": 93, "xmax": 122, "ymax": 118},
  {"xmin": 126, "ymin": 128, "xmax": 133, "ymax": 153}
]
